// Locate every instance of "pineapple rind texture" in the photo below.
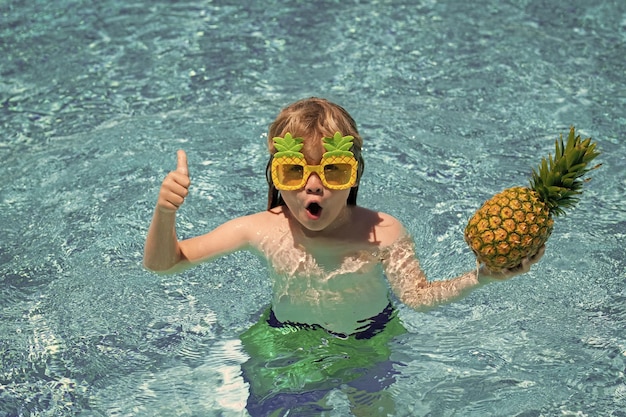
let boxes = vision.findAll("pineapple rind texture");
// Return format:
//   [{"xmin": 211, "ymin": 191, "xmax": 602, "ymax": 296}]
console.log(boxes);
[
  {"xmin": 464, "ymin": 186, "xmax": 554, "ymax": 272},
  {"xmin": 464, "ymin": 127, "xmax": 600, "ymax": 272}
]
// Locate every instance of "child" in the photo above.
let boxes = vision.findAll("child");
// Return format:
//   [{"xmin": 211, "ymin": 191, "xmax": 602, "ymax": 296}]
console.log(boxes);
[{"xmin": 144, "ymin": 97, "xmax": 543, "ymax": 416}]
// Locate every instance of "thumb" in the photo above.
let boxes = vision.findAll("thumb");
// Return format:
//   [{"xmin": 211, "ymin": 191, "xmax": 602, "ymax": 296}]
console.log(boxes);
[{"xmin": 176, "ymin": 149, "xmax": 189, "ymax": 176}]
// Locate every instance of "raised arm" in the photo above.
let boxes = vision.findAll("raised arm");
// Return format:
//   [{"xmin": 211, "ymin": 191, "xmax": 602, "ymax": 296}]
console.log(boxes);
[
  {"xmin": 144, "ymin": 150, "xmax": 191, "ymax": 272},
  {"xmin": 143, "ymin": 150, "xmax": 258, "ymax": 273}
]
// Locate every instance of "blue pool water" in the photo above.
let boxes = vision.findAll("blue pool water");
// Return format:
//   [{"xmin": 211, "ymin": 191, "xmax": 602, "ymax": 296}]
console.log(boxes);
[{"xmin": 1, "ymin": 0, "xmax": 625, "ymax": 415}]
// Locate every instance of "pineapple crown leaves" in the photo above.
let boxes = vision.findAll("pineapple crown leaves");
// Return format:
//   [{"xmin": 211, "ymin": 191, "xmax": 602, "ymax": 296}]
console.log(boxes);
[
  {"xmin": 272, "ymin": 133, "xmax": 304, "ymax": 159},
  {"xmin": 322, "ymin": 132, "xmax": 355, "ymax": 158},
  {"xmin": 530, "ymin": 126, "xmax": 602, "ymax": 216}
]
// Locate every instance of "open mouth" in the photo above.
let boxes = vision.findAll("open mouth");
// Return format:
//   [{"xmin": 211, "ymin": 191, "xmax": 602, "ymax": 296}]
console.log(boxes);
[{"xmin": 306, "ymin": 202, "xmax": 323, "ymax": 219}]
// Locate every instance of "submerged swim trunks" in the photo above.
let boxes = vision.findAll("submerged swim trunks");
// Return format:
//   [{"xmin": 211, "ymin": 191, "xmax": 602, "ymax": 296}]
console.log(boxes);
[{"xmin": 239, "ymin": 303, "xmax": 406, "ymax": 403}]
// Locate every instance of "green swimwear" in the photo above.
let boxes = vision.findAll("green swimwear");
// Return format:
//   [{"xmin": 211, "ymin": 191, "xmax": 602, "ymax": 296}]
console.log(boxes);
[{"xmin": 240, "ymin": 303, "xmax": 406, "ymax": 411}]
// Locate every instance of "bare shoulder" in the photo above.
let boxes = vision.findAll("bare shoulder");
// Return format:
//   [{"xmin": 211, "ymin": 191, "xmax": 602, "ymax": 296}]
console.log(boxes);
[
  {"xmin": 246, "ymin": 206, "xmax": 293, "ymax": 235},
  {"xmin": 180, "ymin": 208, "xmax": 287, "ymax": 262},
  {"xmin": 351, "ymin": 206, "xmax": 406, "ymax": 247},
  {"xmin": 231, "ymin": 207, "xmax": 287, "ymax": 232}
]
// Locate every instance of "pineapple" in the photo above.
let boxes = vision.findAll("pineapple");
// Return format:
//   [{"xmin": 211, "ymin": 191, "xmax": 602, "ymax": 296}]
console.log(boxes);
[
  {"xmin": 322, "ymin": 132, "xmax": 355, "ymax": 157},
  {"xmin": 464, "ymin": 127, "xmax": 601, "ymax": 272},
  {"xmin": 271, "ymin": 133, "xmax": 306, "ymax": 190},
  {"xmin": 321, "ymin": 132, "xmax": 359, "ymax": 187},
  {"xmin": 272, "ymin": 132, "xmax": 305, "ymax": 159}
]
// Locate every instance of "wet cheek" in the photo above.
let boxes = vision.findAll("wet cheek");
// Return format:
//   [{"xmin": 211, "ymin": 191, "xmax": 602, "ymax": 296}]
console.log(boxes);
[
  {"xmin": 331, "ymin": 189, "xmax": 351, "ymax": 202},
  {"xmin": 280, "ymin": 192, "xmax": 301, "ymax": 210}
]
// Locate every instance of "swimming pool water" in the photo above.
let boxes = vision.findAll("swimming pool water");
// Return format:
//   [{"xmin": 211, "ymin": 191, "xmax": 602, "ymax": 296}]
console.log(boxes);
[{"xmin": 1, "ymin": 0, "xmax": 625, "ymax": 415}]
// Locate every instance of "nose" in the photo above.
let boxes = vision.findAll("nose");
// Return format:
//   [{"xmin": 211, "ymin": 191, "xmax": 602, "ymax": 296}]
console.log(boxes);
[{"xmin": 305, "ymin": 173, "xmax": 323, "ymax": 194}]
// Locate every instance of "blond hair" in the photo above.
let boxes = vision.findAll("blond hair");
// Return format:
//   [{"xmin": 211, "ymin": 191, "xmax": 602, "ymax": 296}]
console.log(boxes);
[{"xmin": 265, "ymin": 98, "xmax": 364, "ymax": 209}]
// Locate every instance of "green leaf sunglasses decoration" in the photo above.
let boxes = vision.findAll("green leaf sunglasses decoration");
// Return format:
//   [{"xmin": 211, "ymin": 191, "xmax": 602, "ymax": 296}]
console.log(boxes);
[{"xmin": 271, "ymin": 132, "xmax": 358, "ymax": 190}]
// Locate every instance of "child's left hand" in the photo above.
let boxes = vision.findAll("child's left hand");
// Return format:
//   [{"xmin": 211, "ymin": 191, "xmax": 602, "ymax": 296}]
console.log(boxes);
[{"xmin": 480, "ymin": 245, "xmax": 546, "ymax": 280}]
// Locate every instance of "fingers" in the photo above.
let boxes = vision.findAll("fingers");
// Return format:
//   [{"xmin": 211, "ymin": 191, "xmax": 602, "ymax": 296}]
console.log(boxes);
[
  {"xmin": 521, "ymin": 245, "xmax": 546, "ymax": 269},
  {"xmin": 177, "ymin": 149, "xmax": 189, "ymax": 176},
  {"xmin": 156, "ymin": 150, "xmax": 191, "ymax": 213},
  {"xmin": 172, "ymin": 150, "xmax": 190, "ymax": 189},
  {"xmin": 507, "ymin": 245, "xmax": 547, "ymax": 277},
  {"xmin": 481, "ymin": 245, "xmax": 547, "ymax": 280},
  {"xmin": 158, "ymin": 184, "xmax": 187, "ymax": 211},
  {"xmin": 531, "ymin": 245, "xmax": 546, "ymax": 262}
]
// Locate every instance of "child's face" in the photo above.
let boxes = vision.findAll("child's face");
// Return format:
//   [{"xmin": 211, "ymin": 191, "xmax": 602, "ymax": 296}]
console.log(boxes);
[{"xmin": 280, "ymin": 139, "xmax": 353, "ymax": 232}]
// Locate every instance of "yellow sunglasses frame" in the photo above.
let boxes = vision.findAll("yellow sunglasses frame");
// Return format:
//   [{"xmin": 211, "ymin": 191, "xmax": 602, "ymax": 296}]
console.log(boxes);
[{"xmin": 271, "ymin": 155, "xmax": 358, "ymax": 191}]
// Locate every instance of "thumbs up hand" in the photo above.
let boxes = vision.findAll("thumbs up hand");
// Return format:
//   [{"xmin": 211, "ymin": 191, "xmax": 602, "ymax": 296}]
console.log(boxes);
[
  {"xmin": 176, "ymin": 149, "xmax": 189, "ymax": 176},
  {"xmin": 157, "ymin": 150, "xmax": 191, "ymax": 213}
]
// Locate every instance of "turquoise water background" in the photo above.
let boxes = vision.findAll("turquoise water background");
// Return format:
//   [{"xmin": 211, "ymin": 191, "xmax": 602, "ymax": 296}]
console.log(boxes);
[{"xmin": 2, "ymin": 0, "xmax": 625, "ymax": 415}]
